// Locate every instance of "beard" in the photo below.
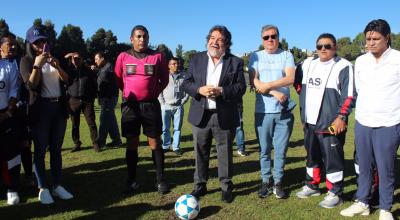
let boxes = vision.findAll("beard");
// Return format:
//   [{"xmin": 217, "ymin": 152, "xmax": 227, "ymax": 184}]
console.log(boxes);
[{"xmin": 208, "ymin": 45, "xmax": 225, "ymax": 58}]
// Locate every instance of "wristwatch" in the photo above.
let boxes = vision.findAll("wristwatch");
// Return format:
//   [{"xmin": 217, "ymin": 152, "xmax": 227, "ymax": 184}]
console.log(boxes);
[
  {"xmin": 33, "ymin": 65, "xmax": 41, "ymax": 70},
  {"xmin": 338, "ymin": 114, "xmax": 347, "ymax": 121}
]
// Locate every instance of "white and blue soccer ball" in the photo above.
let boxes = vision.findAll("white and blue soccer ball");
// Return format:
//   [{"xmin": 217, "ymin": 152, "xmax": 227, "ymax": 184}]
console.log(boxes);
[{"xmin": 175, "ymin": 194, "xmax": 200, "ymax": 220}]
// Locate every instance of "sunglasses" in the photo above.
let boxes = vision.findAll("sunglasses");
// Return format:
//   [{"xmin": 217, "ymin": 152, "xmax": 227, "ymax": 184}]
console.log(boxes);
[
  {"xmin": 316, "ymin": 44, "xmax": 333, "ymax": 50},
  {"xmin": 262, "ymin": 35, "xmax": 277, "ymax": 41}
]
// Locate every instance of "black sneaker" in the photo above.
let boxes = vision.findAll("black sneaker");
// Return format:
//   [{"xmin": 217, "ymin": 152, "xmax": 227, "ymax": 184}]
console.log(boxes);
[
  {"xmin": 173, "ymin": 149, "xmax": 183, "ymax": 156},
  {"xmin": 273, "ymin": 183, "xmax": 288, "ymax": 199},
  {"xmin": 190, "ymin": 185, "xmax": 207, "ymax": 199},
  {"xmin": 157, "ymin": 181, "xmax": 169, "ymax": 194},
  {"xmin": 123, "ymin": 181, "xmax": 140, "ymax": 194},
  {"xmin": 70, "ymin": 146, "xmax": 81, "ymax": 152},
  {"xmin": 221, "ymin": 189, "xmax": 234, "ymax": 203},
  {"xmin": 106, "ymin": 140, "xmax": 123, "ymax": 148},
  {"xmin": 258, "ymin": 182, "xmax": 272, "ymax": 198}
]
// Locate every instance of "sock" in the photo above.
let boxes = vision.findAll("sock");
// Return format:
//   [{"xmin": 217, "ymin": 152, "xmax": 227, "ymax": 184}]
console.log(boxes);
[
  {"xmin": 152, "ymin": 149, "xmax": 165, "ymax": 183},
  {"xmin": 125, "ymin": 149, "xmax": 138, "ymax": 185}
]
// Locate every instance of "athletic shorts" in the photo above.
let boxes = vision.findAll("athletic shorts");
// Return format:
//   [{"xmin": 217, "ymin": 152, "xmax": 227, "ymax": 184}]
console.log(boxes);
[{"xmin": 121, "ymin": 99, "xmax": 162, "ymax": 138}]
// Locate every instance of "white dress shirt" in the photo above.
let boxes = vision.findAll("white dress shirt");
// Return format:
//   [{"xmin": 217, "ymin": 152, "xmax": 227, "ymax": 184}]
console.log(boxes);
[
  {"xmin": 206, "ymin": 53, "xmax": 224, "ymax": 109},
  {"xmin": 355, "ymin": 47, "xmax": 400, "ymax": 127}
]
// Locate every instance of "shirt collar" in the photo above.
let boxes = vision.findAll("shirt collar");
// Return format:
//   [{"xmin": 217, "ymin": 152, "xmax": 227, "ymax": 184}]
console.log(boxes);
[
  {"xmin": 367, "ymin": 46, "xmax": 392, "ymax": 62},
  {"xmin": 318, "ymin": 57, "xmax": 335, "ymax": 65}
]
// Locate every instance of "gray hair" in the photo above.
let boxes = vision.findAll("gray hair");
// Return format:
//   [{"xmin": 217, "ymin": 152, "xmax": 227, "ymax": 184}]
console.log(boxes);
[{"xmin": 261, "ymin": 25, "xmax": 280, "ymax": 38}]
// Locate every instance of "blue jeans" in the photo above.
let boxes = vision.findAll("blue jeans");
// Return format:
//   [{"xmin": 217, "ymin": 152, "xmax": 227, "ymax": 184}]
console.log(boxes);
[
  {"xmin": 98, "ymin": 97, "xmax": 121, "ymax": 147},
  {"xmin": 33, "ymin": 99, "xmax": 67, "ymax": 188},
  {"xmin": 235, "ymin": 111, "xmax": 245, "ymax": 152},
  {"xmin": 161, "ymin": 106, "xmax": 184, "ymax": 151},
  {"xmin": 255, "ymin": 112, "xmax": 294, "ymax": 184}
]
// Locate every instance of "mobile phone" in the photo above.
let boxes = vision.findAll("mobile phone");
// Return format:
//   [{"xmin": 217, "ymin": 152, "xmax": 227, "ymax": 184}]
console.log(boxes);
[{"xmin": 43, "ymin": 43, "xmax": 50, "ymax": 53}]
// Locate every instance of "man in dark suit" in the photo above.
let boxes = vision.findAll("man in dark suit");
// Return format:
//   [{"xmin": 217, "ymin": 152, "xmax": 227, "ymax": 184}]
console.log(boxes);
[{"xmin": 181, "ymin": 25, "xmax": 246, "ymax": 203}]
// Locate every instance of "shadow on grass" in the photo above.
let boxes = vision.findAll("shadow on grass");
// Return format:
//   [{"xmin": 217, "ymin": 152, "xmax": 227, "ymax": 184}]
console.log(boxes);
[
  {"xmin": 240, "ymin": 138, "xmax": 304, "ymax": 149},
  {"xmin": 74, "ymin": 202, "xmax": 176, "ymax": 219},
  {"xmin": 197, "ymin": 205, "xmax": 222, "ymax": 219}
]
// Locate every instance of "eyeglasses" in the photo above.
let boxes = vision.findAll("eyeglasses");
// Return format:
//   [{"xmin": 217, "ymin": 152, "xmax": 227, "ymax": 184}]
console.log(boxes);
[
  {"xmin": 316, "ymin": 44, "xmax": 333, "ymax": 50},
  {"xmin": 262, "ymin": 35, "xmax": 277, "ymax": 41}
]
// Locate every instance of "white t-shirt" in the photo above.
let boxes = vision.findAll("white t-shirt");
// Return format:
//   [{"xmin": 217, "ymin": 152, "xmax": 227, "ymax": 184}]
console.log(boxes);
[{"xmin": 40, "ymin": 63, "xmax": 61, "ymax": 98}]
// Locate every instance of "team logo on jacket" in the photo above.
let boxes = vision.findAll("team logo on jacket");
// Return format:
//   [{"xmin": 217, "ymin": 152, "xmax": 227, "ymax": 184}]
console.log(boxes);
[
  {"xmin": 308, "ymin": 77, "xmax": 322, "ymax": 87},
  {"xmin": 126, "ymin": 64, "xmax": 137, "ymax": 75},
  {"xmin": 144, "ymin": 64, "xmax": 155, "ymax": 75}
]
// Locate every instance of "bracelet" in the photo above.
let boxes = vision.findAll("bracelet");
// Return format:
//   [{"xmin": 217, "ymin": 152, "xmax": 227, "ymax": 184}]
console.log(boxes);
[{"xmin": 33, "ymin": 65, "xmax": 41, "ymax": 70}]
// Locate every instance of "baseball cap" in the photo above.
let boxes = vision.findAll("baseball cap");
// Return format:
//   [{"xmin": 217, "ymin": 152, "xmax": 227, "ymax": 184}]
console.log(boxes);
[{"xmin": 26, "ymin": 25, "xmax": 48, "ymax": 43}]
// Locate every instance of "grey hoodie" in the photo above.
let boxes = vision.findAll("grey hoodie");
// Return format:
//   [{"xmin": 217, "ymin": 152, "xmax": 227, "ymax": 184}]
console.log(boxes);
[{"xmin": 158, "ymin": 72, "xmax": 189, "ymax": 108}]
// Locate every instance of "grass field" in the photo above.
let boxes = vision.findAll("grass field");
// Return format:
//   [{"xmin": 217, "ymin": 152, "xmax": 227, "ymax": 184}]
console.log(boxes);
[{"xmin": 1, "ymin": 89, "xmax": 399, "ymax": 220}]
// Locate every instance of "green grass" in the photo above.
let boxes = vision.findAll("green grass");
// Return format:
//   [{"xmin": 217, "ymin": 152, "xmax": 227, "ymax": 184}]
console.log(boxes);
[{"xmin": 1, "ymin": 89, "xmax": 399, "ymax": 220}]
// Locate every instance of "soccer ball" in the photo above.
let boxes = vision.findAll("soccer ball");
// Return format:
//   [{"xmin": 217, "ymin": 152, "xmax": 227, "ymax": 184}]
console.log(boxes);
[{"xmin": 175, "ymin": 194, "xmax": 200, "ymax": 220}]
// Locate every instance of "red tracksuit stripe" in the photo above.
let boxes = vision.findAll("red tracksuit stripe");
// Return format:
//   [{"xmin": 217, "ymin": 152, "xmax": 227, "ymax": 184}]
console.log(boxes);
[
  {"xmin": 311, "ymin": 168, "xmax": 321, "ymax": 185},
  {"xmin": 340, "ymin": 96, "xmax": 353, "ymax": 114},
  {"xmin": 1, "ymin": 161, "xmax": 11, "ymax": 185}
]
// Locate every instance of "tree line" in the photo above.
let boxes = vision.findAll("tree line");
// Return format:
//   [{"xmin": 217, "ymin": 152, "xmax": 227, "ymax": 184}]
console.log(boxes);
[{"xmin": 2, "ymin": 18, "xmax": 400, "ymax": 68}]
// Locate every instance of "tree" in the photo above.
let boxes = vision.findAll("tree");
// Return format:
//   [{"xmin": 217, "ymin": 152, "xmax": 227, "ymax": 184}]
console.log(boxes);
[
  {"xmin": 353, "ymin": 33, "xmax": 366, "ymax": 53},
  {"xmin": 290, "ymin": 47, "xmax": 307, "ymax": 64},
  {"xmin": 0, "ymin": 19, "xmax": 10, "ymax": 37},
  {"xmin": 87, "ymin": 28, "xmax": 118, "ymax": 62},
  {"xmin": 337, "ymin": 44, "xmax": 361, "ymax": 61},
  {"xmin": 56, "ymin": 24, "xmax": 87, "ymax": 59},
  {"xmin": 280, "ymin": 38, "xmax": 289, "ymax": 50},
  {"xmin": 336, "ymin": 37, "xmax": 352, "ymax": 48},
  {"xmin": 391, "ymin": 33, "xmax": 400, "ymax": 50},
  {"xmin": 176, "ymin": 44, "xmax": 183, "ymax": 58},
  {"xmin": 182, "ymin": 50, "xmax": 198, "ymax": 70},
  {"xmin": 44, "ymin": 20, "xmax": 57, "ymax": 50},
  {"xmin": 157, "ymin": 44, "xmax": 173, "ymax": 60}
]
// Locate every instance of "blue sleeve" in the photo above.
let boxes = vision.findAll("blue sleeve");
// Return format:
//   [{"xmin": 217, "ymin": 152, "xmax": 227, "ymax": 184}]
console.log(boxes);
[
  {"xmin": 248, "ymin": 52, "xmax": 258, "ymax": 72},
  {"xmin": 8, "ymin": 61, "xmax": 20, "ymax": 99},
  {"xmin": 285, "ymin": 51, "xmax": 295, "ymax": 68}
]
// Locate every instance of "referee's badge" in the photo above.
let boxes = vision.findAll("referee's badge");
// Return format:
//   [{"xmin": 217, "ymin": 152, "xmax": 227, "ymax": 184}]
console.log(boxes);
[
  {"xmin": 126, "ymin": 64, "xmax": 137, "ymax": 75},
  {"xmin": 144, "ymin": 64, "xmax": 155, "ymax": 75}
]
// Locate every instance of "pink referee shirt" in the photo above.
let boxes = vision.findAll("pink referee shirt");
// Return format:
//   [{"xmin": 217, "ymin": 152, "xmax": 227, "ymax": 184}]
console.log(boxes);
[{"xmin": 114, "ymin": 50, "xmax": 169, "ymax": 101}]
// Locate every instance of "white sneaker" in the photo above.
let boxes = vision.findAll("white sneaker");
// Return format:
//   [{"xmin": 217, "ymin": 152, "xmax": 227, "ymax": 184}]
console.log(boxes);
[
  {"xmin": 319, "ymin": 191, "xmax": 342, "ymax": 209},
  {"xmin": 52, "ymin": 185, "xmax": 73, "ymax": 200},
  {"xmin": 237, "ymin": 150, "xmax": 249, "ymax": 157},
  {"xmin": 296, "ymin": 185, "xmax": 321, "ymax": 198},
  {"xmin": 39, "ymin": 188, "xmax": 54, "ymax": 204},
  {"xmin": 340, "ymin": 201, "xmax": 370, "ymax": 217},
  {"xmin": 7, "ymin": 192, "xmax": 20, "ymax": 205},
  {"xmin": 379, "ymin": 210, "xmax": 394, "ymax": 220}
]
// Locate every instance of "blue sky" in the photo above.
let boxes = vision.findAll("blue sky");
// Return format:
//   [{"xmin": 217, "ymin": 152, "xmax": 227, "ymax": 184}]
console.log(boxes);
[{"xmin": 2, "ymin": 0, "xmax": 399, "ymax": 55}]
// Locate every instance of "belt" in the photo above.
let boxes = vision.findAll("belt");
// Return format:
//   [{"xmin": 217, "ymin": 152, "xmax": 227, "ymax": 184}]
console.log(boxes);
[{"xmin": 41, "ymin": 97, "xmax": 61, "ymax": 102}]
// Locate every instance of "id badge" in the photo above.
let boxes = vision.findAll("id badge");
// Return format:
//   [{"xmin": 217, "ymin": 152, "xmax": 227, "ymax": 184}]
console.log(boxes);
[
  {"xmin": 125, "ymin": 64, "xmax": 137, "ymax": 75},
  {"xmin": 144, "ymin": 64, "xmax": 155, "ymax": 75}
]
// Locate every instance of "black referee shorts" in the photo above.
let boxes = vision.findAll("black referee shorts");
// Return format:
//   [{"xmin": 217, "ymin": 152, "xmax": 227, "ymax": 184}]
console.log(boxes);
[{"xmin": 121, "ymin": 99, "xmax": 162, "ymax": 138}]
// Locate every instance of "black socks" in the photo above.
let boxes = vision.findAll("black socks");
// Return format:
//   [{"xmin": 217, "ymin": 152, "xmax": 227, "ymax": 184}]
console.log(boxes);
[
  {"xmin": 152, "ymin": 149, "xmax": 165, "ymax": 183},
  {"xmin": 125, "ymin": 149, "xmax": 138, "ymax": 185}
]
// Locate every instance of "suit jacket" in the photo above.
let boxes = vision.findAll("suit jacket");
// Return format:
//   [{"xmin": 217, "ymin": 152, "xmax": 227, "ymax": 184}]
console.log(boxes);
[{"xmin": 181, "ymin": 51, "xmax": 246, "ymax": 129}]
